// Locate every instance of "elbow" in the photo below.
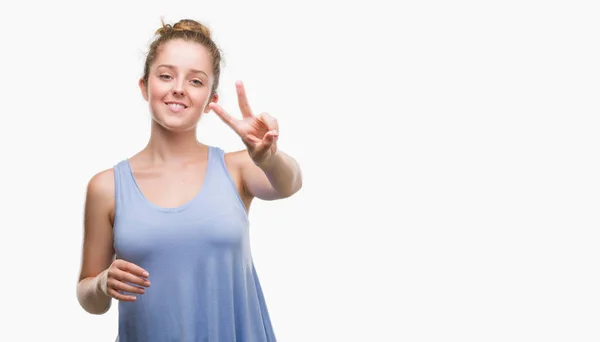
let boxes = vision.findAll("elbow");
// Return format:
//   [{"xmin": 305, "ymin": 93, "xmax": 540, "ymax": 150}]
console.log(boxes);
[
  {"xmin": 76, "ymin": 281, "xmax": 112, "ymax": 315},
  {"xmin": 78, "ymin": 298, "xmax": 112, "ymax": 315},
  {"xmin": 294, "ymin": 171, "xmax": 303, "ymax": 193},
  {"xmin": 92, "ymin": 307, "xmax": 111, "ymax": 315},
  {"xmin": 291, "ymin": 172, "xmax": 303, "ymax": 196},
  {"xmin": 280, "ymin": 177, "xmax": 303, "ymax": 199},
  {"xmin": 86, "ymin": 301, "xmax": 112, "ymax": 315},
  {"xmin": 294, "ymin": 177, "xmax": 303, "ymax": 195},
  {"xmin": 283, "ymin": 159, "xmax": 302, "ymax": 198}
]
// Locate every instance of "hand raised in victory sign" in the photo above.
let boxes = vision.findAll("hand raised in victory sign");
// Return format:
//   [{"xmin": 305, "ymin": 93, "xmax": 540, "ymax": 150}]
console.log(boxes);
[{"xmin": 209, "ymin": 81, "xmax": 279, "ymax": 167}]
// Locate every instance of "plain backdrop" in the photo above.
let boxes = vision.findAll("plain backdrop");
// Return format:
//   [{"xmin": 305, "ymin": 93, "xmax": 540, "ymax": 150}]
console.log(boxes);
[{"xmin": 1, "ymin": 0, "xmax": 599, "ymax": 341}]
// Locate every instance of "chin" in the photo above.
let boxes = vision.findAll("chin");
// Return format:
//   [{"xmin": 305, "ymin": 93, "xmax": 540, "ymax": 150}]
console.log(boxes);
[
  {"xmin": 151, "ymin": 107, "xmax": 203, "ymax": 132},
  {"xmin": 153, "ymin": 115, "xmax": 200, "ymax": 133},
  {"xmin": 163, "ymin": 120, "xmax": 198, "ymax": 133}
]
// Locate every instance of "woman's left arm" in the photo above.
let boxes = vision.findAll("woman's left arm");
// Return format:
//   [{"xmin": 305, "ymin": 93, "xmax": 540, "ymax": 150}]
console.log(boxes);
[
  {"xmin": 240, "ymin": 150, "xmax": 303, "ymax": 200},
  {"xmin": 210, "ymin": 80, "xmax": 303, "ymax": 201}
]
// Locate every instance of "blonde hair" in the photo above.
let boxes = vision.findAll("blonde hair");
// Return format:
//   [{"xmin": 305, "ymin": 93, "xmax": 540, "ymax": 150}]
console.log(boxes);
[{"xmin": 142, "ymin": 18, "xmax": 223, "ymax": 98}]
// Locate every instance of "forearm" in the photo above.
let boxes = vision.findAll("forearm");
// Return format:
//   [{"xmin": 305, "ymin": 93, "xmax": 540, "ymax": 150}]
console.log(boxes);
[
  {"xmin": 258, "ymin": 151, "xmax": 303, "ymax": 197},
  {"xmin": 76, "ymin": 271, "xmax": 112, "ymax": 315}
]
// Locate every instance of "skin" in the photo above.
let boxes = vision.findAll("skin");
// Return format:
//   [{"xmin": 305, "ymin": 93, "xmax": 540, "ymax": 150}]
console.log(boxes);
[{"xmin": 77, "ymin": 38, "xmax": 302, "ymax": 313}]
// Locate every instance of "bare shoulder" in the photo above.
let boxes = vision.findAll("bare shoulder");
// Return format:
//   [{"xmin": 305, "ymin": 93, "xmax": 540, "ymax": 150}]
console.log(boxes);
[
  {"xmin": 86, "ymin": 168, "xmax": 116, "ymax": 220},
  {"xmin": 223, "ymin": 148, "xmax": 288, "ymax": 201},
  {"xmin": 224, "ymin": 148, "xmax": 251, "ymax": 167},
  {"xmin": 223, "ymin": 148, "xmax": 254, "ymax": 177},
  {"xmin": 223, "ymin": 148, "xmax": 251, "ymax": 183},
  {"xmin": 88, "ymin": 168, "xmax": 115, "ymax": 199}
]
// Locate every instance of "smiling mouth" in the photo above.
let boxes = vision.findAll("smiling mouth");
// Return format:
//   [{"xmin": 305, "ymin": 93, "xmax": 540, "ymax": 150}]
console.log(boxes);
[{"xmin": 165, "ymin": 102, "xmax": 188, "ymax": 113}]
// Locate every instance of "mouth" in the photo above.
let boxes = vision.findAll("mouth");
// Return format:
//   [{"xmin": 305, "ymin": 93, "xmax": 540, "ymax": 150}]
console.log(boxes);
[{"xmin": 165, "ymin": 102, "xmax": 188, "ymax": 113}]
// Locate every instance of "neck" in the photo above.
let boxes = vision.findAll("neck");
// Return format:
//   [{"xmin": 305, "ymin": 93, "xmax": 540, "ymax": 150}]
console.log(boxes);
[{"xmin": 144, "ymin": 121, "xmax": 206, "ymax": 164}]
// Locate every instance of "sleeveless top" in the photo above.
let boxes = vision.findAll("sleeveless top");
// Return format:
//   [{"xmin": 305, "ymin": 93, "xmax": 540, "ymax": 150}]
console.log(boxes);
[{"xmin": 112, "ymin": 146, "xmax": 277, "ymax": 342}]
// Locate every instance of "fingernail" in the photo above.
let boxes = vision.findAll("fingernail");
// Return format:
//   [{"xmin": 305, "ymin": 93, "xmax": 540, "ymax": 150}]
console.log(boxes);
[{"xmin": 143, "ymin": 272, "xmax": 149, "ymax": 277}]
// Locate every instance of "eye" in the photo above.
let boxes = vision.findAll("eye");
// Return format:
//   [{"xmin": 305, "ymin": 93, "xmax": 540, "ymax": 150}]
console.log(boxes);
[
  {"xmin": 191, "ymin": 79, "xmax": 203, "ymax": 86},
  {"xmin": 159, "ymin": 74, "xmax": 172, "ymax": 80}
]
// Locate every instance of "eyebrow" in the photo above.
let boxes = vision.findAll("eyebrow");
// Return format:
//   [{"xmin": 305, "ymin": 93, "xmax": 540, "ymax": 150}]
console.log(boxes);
[{"xmin": 157, "ymin": 64, "xmax": 208, "ymax": 77}]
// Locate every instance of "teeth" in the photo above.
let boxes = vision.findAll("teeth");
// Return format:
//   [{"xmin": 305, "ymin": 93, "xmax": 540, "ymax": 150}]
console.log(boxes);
[{"xmin": 167, "ymin": 103, "xmax": 185, "ymax": 108}]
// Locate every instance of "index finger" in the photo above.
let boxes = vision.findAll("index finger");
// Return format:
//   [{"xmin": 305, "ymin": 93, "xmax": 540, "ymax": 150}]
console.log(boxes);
[
  {"xmin": 209, "ymin": 103, "xmax": 242, "ymax": 135},
  {"xmin": 117, "ymin": 259, "xmax": 149, "ymax": 278},
  {"xmin": 236, "ymin": 81, "xmax": 253, "ymax": 118}
]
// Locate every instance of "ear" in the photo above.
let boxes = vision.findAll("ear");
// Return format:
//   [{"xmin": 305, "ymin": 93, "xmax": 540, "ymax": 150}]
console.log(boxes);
[
  {"xmin": 204, "ymin": 93, "xmax": 219, "ymax": 113},
  {"xmin": 138, "ymin": 78, "xmax": 149, "ymax": 102}
]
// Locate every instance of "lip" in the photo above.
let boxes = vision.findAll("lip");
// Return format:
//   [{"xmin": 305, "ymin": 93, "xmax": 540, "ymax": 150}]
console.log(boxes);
[{"xmin": 164, "ymin": 101, "xmax": 188, "ymax": 108}]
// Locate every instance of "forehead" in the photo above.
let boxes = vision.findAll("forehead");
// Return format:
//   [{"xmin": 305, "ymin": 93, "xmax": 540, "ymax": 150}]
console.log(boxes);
[{"xmin": 154, "ymin": 39, "xmax": 212, "ymax": 73}]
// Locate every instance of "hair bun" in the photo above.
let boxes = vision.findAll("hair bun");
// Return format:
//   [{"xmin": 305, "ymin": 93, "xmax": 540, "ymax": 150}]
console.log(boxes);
[{"xmin": 156, "ymin": 19, "xmax": 211, "ymax": 38}]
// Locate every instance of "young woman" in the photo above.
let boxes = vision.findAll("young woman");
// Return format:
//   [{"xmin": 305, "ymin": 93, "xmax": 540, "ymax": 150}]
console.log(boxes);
[{"xmin": 76, "ymin": 18, "xmax": 302, "ymax": 342}]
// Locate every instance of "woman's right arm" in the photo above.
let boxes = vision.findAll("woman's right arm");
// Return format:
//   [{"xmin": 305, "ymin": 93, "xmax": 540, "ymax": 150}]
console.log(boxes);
[{"xmin": 76, "ymin": 169, "xmax": 116, "ymax": 315}]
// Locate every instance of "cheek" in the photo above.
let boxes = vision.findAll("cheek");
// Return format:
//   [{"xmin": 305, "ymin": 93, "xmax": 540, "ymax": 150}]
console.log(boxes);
[
  {"xmin": 188, "ymin": 89, "xmax": 211, "ymax": 106},
  {"xmin": 149, "ymin": 84, "xmax": 168, "ymax": 102}
]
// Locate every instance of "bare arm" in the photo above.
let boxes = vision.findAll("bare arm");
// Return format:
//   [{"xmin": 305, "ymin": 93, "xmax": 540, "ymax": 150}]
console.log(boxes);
[
  {"xmin": 237, "ymin": 150, "xmax": 303, "ymax": 201},
  {"xmin": 76, "ymin": 169, "xmax": 116, "ymax": 315},
  {"xmin": 209, "ymin": 81, "xmax": 302, "ymax": 200}
]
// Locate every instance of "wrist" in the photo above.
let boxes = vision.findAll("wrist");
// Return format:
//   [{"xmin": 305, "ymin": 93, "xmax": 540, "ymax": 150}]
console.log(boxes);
[
  {"xmin": 95, "ymin": 270, "xmax": 108, "ymax": 296},
  {"xmin": 254, "ymin": 151, "xmax": 280, "ymax": 172}
]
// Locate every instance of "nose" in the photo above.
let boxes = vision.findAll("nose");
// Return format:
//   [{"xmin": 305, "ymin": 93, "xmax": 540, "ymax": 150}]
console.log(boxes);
[{"xmin": 172, "ymin": 81, "xmax": 185, "ymax": 96}]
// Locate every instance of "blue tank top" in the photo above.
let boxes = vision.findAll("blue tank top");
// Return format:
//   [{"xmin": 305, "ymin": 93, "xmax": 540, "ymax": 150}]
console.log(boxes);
[{"xmin": 112, "ymin": 146, "xmax": 277, "ymax": 342}]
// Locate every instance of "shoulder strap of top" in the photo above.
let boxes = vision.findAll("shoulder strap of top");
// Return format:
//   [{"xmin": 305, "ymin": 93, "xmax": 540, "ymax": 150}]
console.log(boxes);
[
  {"xmin": 113, "ymin": 160, "xmax": 137, "ymax": 213},
  {"xmin": 208, "ymin": 146, "xmax": 249, "ymax": 215}
]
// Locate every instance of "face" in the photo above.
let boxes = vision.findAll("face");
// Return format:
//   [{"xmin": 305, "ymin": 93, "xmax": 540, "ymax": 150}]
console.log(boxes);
[{"xmin": 139, "ymin": 39, "xmax": 218, "ymax": 132}]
